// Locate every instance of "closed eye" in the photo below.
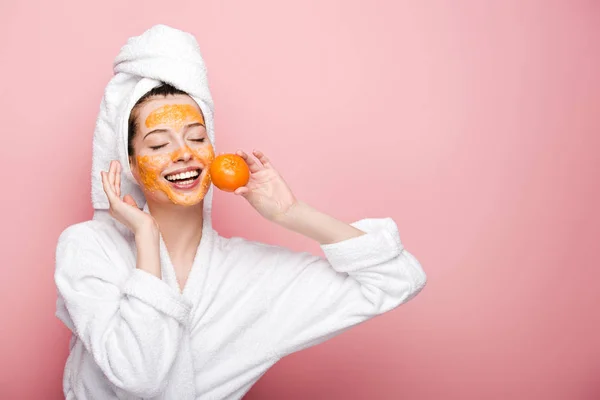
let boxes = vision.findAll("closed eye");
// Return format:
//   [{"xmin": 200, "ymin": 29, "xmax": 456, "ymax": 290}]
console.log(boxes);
[
  {"xmin": 190, "ymin": 138, "xmax": 205, "ymax": 142},
  {"xmin": 149, "ymin": 144, "xmax": 168, "ymax": 150}
]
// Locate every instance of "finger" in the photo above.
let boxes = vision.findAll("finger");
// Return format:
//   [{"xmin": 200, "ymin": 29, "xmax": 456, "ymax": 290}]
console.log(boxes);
[
  {"xmin": 123, "ymin": 194, "xmax": 138, "ymax": 208},
  {"xmin": 253, "ymin": 149, "xmax": 272, "ymax": 168},
  {"xmin": 234, "ymin": 187, "xmax": 249, "ymax": 196},
  {"xmin": 235, "ymin": 150, "xmax": 252, "ymax": 164},
  {"xmin": 108, "ymin": 161, "xmax": 117, "ymax": 194},
  {"xmin": 115, "ymin": 162, "xmax": 121, "ymax": 198},
  {"xmin": 101, "ymin": 171, "xmax": 116, "ymax": 202},
  {"xmin": 238, "ymin": 149, "xmax": 262, "ymax": 173}
]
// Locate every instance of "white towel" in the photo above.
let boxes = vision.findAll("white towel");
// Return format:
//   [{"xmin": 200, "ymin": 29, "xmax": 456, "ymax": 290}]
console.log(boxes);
[{"xmin": 90, "ymin": 24, "xmax": 216, "ymax": 227}]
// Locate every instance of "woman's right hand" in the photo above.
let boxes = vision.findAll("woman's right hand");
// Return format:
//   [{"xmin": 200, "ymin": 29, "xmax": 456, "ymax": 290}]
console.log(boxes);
[{"xmin": 101, "ymin": 160, "xmax": 158, "ymax": 236}]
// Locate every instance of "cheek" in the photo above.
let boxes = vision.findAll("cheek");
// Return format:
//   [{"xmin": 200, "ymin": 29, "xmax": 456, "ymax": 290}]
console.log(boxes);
[
  {"xmin": 192, "ymin": 145, "xmax": 215, "ymax": 164},
  {"xmin": 136, "ymin": 154, "xmax": 171, "ymax": 186}
]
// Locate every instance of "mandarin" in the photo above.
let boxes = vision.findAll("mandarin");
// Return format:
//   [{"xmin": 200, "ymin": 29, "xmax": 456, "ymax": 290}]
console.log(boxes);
[{"xmin": 209, "ymin": 154, "xmax": 250, "ymax": 192}]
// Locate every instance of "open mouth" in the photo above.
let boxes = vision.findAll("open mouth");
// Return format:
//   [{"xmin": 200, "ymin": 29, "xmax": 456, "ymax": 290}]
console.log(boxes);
[{"xmin": 164, "ymin": 168, "xmax": 202, "ymax": 188}]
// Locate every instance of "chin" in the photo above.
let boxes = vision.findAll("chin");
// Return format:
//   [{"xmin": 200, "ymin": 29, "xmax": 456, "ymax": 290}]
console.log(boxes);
[
  {"xmin": 170, "ymin": 197, "xmax": 205, "ymax": 207},
  {"xmin": 144, "ymin": 190, "xmax": 207, "ymax": 208}
]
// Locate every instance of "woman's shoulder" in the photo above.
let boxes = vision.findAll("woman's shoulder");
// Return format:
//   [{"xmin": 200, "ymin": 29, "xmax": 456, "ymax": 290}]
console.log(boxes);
[
  {"xmin": 56, "ymin": 218, "xmax": 136, "ymax": 278},
  {"xmin": 57, "ymin": 217, "xmax": 133, "ymax": 254}
]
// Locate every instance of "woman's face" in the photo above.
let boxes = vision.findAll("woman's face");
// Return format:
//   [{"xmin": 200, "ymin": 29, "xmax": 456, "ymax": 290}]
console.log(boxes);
[{"xmin": 129, "ymin": 94, "xmax": 214, "ymax": 207}]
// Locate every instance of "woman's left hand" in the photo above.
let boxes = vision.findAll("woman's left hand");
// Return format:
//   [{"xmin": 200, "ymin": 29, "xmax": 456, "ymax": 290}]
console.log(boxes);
[{"xmin": 234, "ymin": 149, "xmax": 298, "ymax": 222}]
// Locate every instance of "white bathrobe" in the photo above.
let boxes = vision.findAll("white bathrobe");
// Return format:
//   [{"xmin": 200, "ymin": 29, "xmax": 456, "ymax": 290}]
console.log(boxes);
[{"xmin": 54, "ymin": 24, "xmax": 427, "ymax": 400}]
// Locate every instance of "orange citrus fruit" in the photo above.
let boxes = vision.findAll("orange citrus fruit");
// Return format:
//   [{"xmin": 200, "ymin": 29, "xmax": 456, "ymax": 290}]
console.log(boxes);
[{"xmin": 209, "ymin": 154, "xmax": 250, "ymax": 192}]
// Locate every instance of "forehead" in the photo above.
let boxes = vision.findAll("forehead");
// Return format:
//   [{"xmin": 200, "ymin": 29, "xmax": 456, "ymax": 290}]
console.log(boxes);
[{"xmin": 137, "ymin": 95, "xmax": 204, "ymax": 129}]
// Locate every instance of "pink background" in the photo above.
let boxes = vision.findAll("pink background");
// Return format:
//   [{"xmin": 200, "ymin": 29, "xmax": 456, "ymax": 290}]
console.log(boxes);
[{"xmin": 1, "ymin": 1, "xmax": 599, "ymax": 399}]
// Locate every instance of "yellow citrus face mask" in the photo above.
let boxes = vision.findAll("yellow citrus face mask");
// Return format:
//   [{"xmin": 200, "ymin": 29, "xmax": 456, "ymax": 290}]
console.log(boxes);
[{"xmin": 135, "ymin": 103, "xmax": 214, "ymax": 206}]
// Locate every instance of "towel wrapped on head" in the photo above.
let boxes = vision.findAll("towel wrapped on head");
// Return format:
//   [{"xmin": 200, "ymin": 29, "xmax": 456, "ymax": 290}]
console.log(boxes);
[{"xmin": 90, "ymin": 24, "xmax": 216, "ymax": 227}]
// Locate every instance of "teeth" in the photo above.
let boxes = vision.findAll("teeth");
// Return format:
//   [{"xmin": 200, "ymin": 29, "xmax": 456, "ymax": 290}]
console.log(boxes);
[
  {"xmin": 166, "ymin": 169, "xmax": 200, "ymax": 181},
  {"xmin": 174, "ymin": 178, "xmax": 195, "ymax": 185}
]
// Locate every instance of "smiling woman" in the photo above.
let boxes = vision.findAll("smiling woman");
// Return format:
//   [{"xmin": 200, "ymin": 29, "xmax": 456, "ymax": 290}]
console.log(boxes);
[
  {"xmin": 53, "ymin": 24, "xmax": 426, "ymax": 400},
  {"xmin": 127, "ymin": 87, "xmax": 215, "ymax": 207}
]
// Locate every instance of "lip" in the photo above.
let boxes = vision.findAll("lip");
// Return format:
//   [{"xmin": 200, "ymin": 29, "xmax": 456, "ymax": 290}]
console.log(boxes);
[
  {"xmin": 163, "ymin": 165, "xmax": 204, "ymax": 191},
  {"xmin": 166, "ymin": 169, "xmax": 205, "ymax": 191},
  {"xmin": 163, "ymin": 166, "xmax": 202, "ymax": 177},
  {"xmin": 168, "ymin": 174, "xmax": 201, "ymax": 190}
]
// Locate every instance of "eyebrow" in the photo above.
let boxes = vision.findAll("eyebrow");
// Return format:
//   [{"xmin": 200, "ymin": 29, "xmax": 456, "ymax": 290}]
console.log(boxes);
[
  {"xmin": 185, "ymin": 122, "xmax": 205, "ymax": 130},
  {"xmin": 143, "ymin": 122, "xmax": 205, "ymax": 139},
  {"xmin": 143, "ymin": 128, "xmax": 168, "ymax": 139}
]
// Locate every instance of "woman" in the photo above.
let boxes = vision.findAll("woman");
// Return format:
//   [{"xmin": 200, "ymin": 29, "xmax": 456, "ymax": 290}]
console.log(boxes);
[{"xmin": 55, "ymin": 25, "xmax": 427, "ymax": 400}]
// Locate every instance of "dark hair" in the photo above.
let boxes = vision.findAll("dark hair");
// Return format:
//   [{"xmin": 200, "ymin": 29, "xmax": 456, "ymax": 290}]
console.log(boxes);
[{"xmin": 127, "ymin": 83, "xmax": 189, "ymax": 157}]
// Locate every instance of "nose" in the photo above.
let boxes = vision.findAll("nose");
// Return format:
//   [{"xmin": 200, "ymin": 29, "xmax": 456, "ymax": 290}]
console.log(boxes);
[{"xmin": 173, "ymin": 145, "xmax": 193, "ymax": 163}]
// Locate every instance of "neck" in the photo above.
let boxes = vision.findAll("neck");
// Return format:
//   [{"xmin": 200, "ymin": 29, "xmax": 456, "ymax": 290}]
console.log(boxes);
[{"xmin": 147, "ymin": 200, "xmax": 205, "ymax": 258}]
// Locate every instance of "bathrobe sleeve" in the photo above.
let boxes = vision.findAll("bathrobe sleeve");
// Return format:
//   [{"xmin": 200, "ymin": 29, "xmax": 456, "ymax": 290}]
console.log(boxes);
[
  {"xmin": 54, "ymin": 224, "xmax": 191, "ymax": 398},
  {"xmin": 264, "ymin": 217, "xmax": 427, "ymax": 358}
]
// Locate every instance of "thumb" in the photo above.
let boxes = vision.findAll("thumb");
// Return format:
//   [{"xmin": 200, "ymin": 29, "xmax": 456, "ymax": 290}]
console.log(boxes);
[
  {"xmin": 123, "ymin": 194, "xmax": 139, "ymax": 208},
  {"xmin": 234, "ymin": 187, "xmax": 250, "ymax": 197}
]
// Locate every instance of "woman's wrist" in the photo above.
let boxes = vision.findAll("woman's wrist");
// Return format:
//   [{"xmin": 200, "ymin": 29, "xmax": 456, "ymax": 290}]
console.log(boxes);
[
  {"xmin": 134, "ymin": 219, "xmax": 160, "ymax": 239},
  {"xmin": 134, "ymin": 224, "xmax": 161, "ymax": 278}
]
